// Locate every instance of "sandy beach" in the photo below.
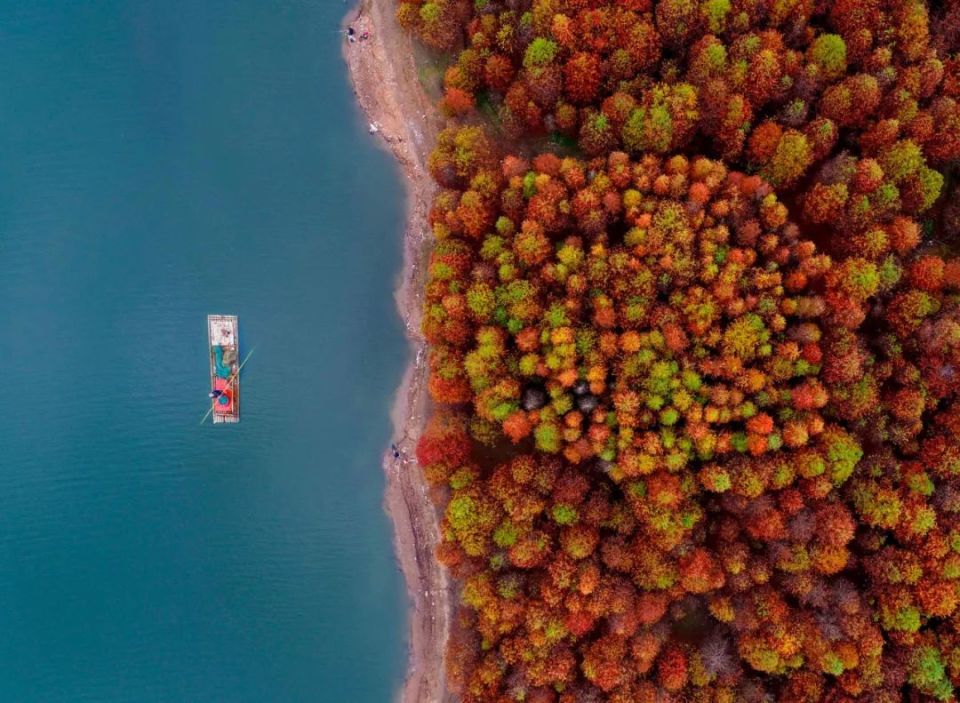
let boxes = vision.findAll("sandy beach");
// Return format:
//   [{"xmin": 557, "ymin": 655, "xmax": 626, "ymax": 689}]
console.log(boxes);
[{"xmin": 341, "ymin": 1, "xmax": 451, "ymax": 702}]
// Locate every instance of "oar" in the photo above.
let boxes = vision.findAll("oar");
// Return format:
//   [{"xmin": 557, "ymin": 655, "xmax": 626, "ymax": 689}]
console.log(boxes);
[{"xmin": 200, "ymin": 346, "xmax": 256, "ymax": 425}]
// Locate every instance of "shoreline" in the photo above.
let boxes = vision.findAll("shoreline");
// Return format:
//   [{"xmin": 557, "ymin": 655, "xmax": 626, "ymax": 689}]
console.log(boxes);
[{"xmin": 341, "ymin": 2, "xmax": 450, "ymax": 702}]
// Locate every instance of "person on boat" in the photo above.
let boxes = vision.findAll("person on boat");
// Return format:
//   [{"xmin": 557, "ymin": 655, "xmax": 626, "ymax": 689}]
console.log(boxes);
[{"xmin": 209, "ymin": 389, "xmax": 223, "ymax": 399}]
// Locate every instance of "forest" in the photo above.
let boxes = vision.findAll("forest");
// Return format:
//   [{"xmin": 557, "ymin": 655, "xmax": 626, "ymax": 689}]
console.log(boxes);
[{"xmin": 398, "ymin": 1, "xmax": 960, "ymax": 700}]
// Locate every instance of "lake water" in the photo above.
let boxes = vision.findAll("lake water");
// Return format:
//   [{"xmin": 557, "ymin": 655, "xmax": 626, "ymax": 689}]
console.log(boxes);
[{"xmin": 0, "ymin": 1, "xmax": 409, "ymax": 700}]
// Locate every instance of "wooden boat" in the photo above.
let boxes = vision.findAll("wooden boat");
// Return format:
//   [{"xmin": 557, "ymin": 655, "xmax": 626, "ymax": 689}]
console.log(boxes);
[{"xmin": 208, "ymin": 314, "xmax": 240, "ymax": 424}]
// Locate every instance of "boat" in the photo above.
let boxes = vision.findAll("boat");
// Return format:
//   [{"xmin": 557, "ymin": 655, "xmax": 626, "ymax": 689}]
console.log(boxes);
[{"xmin": 208, "ymin": 314, "xmax": 240, "ymax": 424}]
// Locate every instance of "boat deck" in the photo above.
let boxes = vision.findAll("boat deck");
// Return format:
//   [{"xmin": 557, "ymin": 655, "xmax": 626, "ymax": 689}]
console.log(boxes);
[{"xmin": 208, "ymin": 314, "xmax": 240, "ymax": 424}]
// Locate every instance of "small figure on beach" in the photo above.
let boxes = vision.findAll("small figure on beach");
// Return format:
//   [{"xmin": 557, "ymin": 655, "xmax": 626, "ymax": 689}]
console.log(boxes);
[
  {"xmin": 347, "ymin": 26, "xmax": 356, "ymax": 43},
  {"xmin": 360, "ymin": 30, "xmax": 369, "ymax": 42},
  {"xmin": 391, "ymin": 443, "xmax": 401, "ymax": 459}
]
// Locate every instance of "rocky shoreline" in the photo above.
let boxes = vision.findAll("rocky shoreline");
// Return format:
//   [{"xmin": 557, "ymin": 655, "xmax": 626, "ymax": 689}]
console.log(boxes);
[{"xmin": 342, "ymin": 1, "xmax": 451, "ymax": 701}]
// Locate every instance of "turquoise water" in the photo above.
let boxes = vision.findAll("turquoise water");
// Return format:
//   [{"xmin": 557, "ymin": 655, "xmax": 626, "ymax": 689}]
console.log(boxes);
[{"xmin": 0, "ymin": 1, "xmax": 408, "ymax": 700}]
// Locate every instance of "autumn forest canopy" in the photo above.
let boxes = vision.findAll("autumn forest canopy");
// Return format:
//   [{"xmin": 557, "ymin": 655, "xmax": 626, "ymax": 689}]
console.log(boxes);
[{"xmin": 398, "ymin": 0, "xmax": 960, "ymax": 700}]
